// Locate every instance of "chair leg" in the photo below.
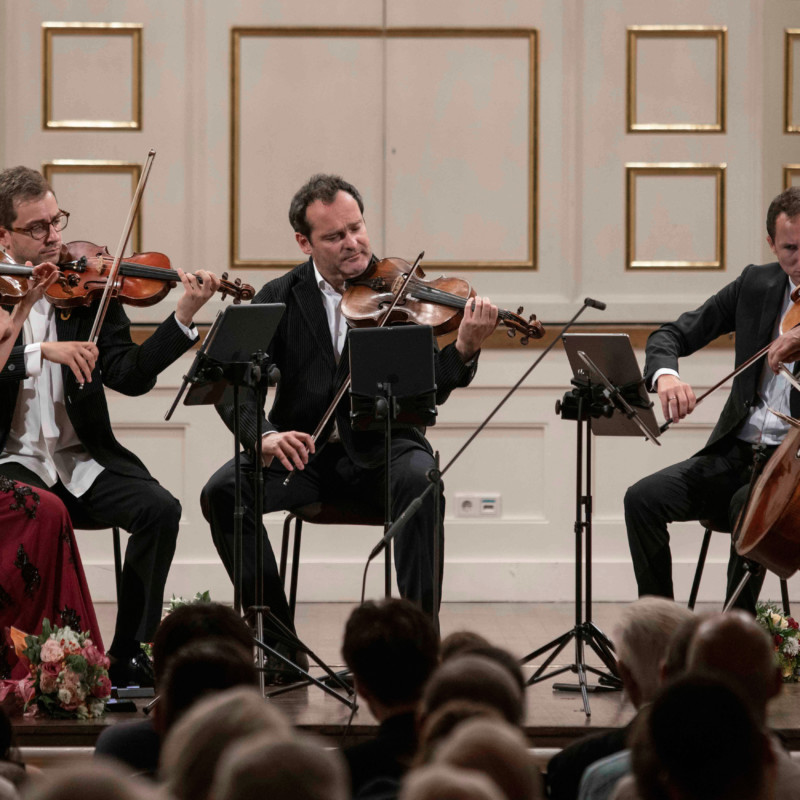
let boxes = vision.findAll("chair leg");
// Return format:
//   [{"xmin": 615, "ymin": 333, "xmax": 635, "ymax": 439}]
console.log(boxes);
[
  {"xmin": 384, "ymin": 540, "xmax": 392, "ymax": 598},
  {"xmin": 288, "ymin": 519, "xmax": 303, "ymax": 622},
  {"xmin": 781, "ymin": 579, "xmax": 791, "ymax": 617},
  {"xmin": 280, "ymin": 514, "xmax": 294, "ymax": 587},
  {"xmin": 688, "ymin": 528, "xmax": 713, "ymax": 611},
  {"xmin": 112, "ymin": 526, "xmax": 123, "ymax": 606}
]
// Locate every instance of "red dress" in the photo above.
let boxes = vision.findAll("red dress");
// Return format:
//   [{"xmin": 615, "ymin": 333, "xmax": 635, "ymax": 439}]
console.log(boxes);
[{"xmin": 0, "ymin": 477, "xmax": 103, "ymax": 679}]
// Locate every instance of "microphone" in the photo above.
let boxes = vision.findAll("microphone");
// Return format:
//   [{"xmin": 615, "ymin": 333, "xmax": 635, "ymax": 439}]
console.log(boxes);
[
  {"xmin": 584, "ymin": 297, "xmax": 607, "ymax": 311},
  {"xmin": 368, "ymin": 494, "xmax": 427, "ymax": 560}
]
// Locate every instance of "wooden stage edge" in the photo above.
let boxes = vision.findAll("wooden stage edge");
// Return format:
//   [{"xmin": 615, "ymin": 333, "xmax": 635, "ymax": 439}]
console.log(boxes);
[{"xmin": 12, "ymin": 602, "xmax": 800, "ymax": 752}]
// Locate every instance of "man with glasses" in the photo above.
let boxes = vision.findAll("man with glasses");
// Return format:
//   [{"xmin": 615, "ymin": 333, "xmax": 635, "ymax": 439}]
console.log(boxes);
[{"xmin": 0, "ymin": 166, "xmax": 220, "ymax": 686}]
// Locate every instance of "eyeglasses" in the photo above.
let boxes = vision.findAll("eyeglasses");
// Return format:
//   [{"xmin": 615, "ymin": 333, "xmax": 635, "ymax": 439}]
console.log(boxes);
[{"xmin": 10, "ymin": 210, "xmax": 70, "ymax": 241}]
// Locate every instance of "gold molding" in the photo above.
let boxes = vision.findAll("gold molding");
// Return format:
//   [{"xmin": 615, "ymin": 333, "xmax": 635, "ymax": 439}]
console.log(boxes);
[
  {"xmin": 785, "ymin": 164, "xmax": 800, "ymax": 190},
  {"xmin": 42, "ymin": 22, "xmax": 143, "ymax": 131},
  {"xmin": 786, "ymin": 29, "xmax": 800, "ymax": 133},
  {"xmin": 626, "ymin": 26, "xmax": 727, "ymax": 133},
  {"xmin": 230, "ymin": 26, "xmax": 537, "ymax": 270},
  {"xmin": 42, "ymin": 160, "xmax": 144, "ymax": 251},
  {"xmin": 625, "ymin": 163, "xmax": 726, "ymax": 270}
]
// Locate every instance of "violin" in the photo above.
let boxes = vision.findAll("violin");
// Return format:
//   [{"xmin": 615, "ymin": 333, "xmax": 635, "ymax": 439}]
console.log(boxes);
[
  {"xmin": 0, "ymin": 252, "xmax": 72, "ymax": 305},
  {"xmin": 341, "ymin": 257, "xmax": 544, "ymax": 344},
  {"xmin": 39, "ymin": 241, "xmax": 255, "ymax": 308}
]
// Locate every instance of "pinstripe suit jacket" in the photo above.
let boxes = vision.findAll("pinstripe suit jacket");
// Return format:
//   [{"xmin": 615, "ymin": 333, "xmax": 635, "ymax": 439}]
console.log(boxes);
[
  {"xmin": 0, "ymin": 302, "xmax": 196, "ymax": 479},
  {"xmin": 217, "ymin": 258, "xmax": 477, "ymax": 468},
  {"xmin": 643, "ymin": 261, "xmax": 791, "ymax": 452}
]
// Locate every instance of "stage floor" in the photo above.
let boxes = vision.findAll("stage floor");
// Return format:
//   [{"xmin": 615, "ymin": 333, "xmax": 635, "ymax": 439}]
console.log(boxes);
[{"xmin": 12, "ymin": 602, "xmax": 800, "ymax": 751}]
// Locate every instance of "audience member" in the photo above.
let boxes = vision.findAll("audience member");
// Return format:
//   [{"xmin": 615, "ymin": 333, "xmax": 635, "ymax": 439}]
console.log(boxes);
[
  {"xmin": 442, "ymin": 641, "xmax": 526, "ymax": 694},
  {"xmin": 620, "ymin": 674, "xmax": 774, "ymax": 800},
  {"xmin": 341, "ymin": 599, "xmax": 439, "ymax": 797},
  {"xmin": 578, "ymin": 613, "xmax": 706, "ymax": 800},
  {"xmin": 159, "ymin": 686, "xmax": 291, "ymax": 800},
  {"xmin": 414, "ymin": 700, "xmax": 505, "ymax": 767},
  {"xmin": 21, "ymin": 761, "xmax": 157, "ymax": 800},
  {"xmin": 432, "ymin": 717, "xmax": 543, "ymax": 800},
  {"xmin": 0, "ymin": 708, "xmax": 26, "ymax": 793},
  {"xmin": 439, "ymin": 631, "xmax": 490, "ymax": 661},
  {"xmin": 94, "ymin": 601, "xmax": 252, "ymax": 775},
  {"xmin": 211, "ymin": 732, "xmax": 348, "ymax": 800},
  {"xmin": 419, "ymin": 654, "xmax": 524, "ymax": 728},
  {"xmin": 547, "ymin": 597, "xmax": 693, "ymax": 800},
  {"xmin": 399, "ymin": 764, "xmax": 506, "ymax": 800}
]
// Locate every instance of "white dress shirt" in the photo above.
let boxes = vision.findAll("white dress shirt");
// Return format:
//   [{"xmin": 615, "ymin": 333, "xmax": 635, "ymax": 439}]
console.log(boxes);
[{"xmin": 0, "ymin": 297, "xmax": 196, "ymax": 496}]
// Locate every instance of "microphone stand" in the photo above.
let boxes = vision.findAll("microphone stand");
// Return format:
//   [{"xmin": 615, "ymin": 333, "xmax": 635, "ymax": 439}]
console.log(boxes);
[{"xmin": 362, "ymin": 298, "xmax": 607, "ymax": 605}]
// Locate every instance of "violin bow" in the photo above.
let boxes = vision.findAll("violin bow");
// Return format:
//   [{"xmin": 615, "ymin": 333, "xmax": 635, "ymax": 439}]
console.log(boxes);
[
  {"xmin": 282, "ymin": 251, "xmax": 426, "ymax": 487},
  {"xmin": 87, "ymin": 149, "xmax": 157, "ymax": 344}
]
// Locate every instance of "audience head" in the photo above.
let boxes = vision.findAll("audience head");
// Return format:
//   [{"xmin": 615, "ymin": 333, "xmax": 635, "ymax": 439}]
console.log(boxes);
[
  {"xmin": 399, "ymin": 764, "xmax": 506, "ymax": 800},
  {"xmin": 155, "ymin": 638, "xmax": 258, "ymax": 735},
  {"xmin": 419, "ymin": 654, "xmax": 524, "ymax": 727},
  {"xmin": 439, "ymin": 631, "xmax": 490, "ymax": 661},
  {"xmin": 160, "ymin": 686, "xmax": 292, "ymax": 800},
  {"xmin": 613, "ymin": 597, "xmax": 694, "ymax": 707},
  {"xmin": 415, "ymin": 700, "xmax": 504, "ymax": 767},
  {"xmin": 342, "ymin": 599, "xmax": 439, "ymax": 714},
  {"xmin": 432, "ymin": 718, "xmax": 543, "ymax": 800},
  {"xmin": 211, "ymin": 732, "xmax": 348, "ymax": 800},
  {"xmin": 151, "ymin": 601, "xmax": 252, "ymax": 684},
  {"xmin": 659, "ymin": 613, "xmax": 706, "ymax": 685},
  {"xmin": 686, "ymin": 609, "xmax": 781, "ymax": 723},
  {"xmin": 630, "ymin": 673, "xmax": 773, "ymax": 800},
  {"xmin": 21, "ymin": 761, "xmax": 156, "ymax": 800},
  {"xmin": 441, "ymin": 640, "xmax": 525, "ymax": 694}
]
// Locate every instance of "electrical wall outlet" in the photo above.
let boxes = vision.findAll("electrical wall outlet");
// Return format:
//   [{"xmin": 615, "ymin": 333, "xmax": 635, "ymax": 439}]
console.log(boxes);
[{"xmin": 454, "ymin": 492, "xmax": 502, "ymax": 518}]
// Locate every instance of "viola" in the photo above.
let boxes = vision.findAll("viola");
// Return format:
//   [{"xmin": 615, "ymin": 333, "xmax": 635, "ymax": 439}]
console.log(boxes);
[
  {"xmin": 42, "ymin": 240, "xmax": 255, "ymax": 308},
  {"xmin": 341, "ymin": 257, "xmax": 545, "ymax": 344}
]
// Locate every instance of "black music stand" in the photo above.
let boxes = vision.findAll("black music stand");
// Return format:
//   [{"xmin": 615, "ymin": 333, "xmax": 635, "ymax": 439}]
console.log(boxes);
[
  {"xmin": 520, "ymin": 333, "xmax": 659, "ymax": 716},
  {"xmin": 167, "ymin": 304, "xmax": 355, "ymax": 708},
  {"xmin": 349, "ymin": 326, "xmax": 438, "ymax": 615}
]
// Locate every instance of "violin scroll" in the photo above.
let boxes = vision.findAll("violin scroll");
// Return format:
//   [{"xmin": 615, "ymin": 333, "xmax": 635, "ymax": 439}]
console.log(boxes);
[
  {"xmin": 502, "ymin": 305, "xmax": 545, "ymax": 345},
  {"xmin": 220, "ymin": 272, "xmax": 256, "ymax": 304}
]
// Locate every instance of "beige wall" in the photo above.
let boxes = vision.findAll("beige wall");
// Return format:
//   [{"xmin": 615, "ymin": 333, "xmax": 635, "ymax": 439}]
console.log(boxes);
[{"xmin": 1, "ymin": 0, "xmax": 798, "ymax": 606}]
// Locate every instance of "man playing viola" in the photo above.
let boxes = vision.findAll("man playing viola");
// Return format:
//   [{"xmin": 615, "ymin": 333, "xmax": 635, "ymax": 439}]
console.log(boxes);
[
  {"xmin": 0, "ymin": 166, "xmax": 220, "ymax": 686},
  {"xmin": 202, "ymin": 174, "xmax": 498, "ymax": 657},
  {"xmin": 625, "ymin": 186, "xmax": 800, "ymax": 613}
]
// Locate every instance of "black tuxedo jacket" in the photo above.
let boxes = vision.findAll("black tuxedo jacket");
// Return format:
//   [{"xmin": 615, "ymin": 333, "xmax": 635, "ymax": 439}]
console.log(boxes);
[
  {"xmin": 0, "ymin": 301, "xmax": 195, "ymax": 479},
  {"xmin": 216, "ymin": 258, "xmax": 477, "ymax": 468},
  {"xmin": 643, "ymin": 262, "xmax": 791, "ymax": 451}
]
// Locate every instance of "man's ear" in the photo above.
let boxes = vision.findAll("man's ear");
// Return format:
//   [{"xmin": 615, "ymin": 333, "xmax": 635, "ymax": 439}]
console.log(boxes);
[
  {"xmin": 296, "ymin": 231, "xmax": 312, "ymax": 256},
  {"xmin": 767, "ymin": 234, "xmax": 777, "ymax": 257},
  {"xmin": 0, "ymin": 227, "xmax": 13, "ymax": 255}
]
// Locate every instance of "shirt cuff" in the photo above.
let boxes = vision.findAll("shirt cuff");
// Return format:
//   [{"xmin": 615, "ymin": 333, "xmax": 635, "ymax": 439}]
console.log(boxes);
[
  {"xmin": 24, "ymin": 343, "xmax": 43, "ymax": 376},
  {"xmin": 175, "ymin": 315, "xmax": 198, "ymax": 341},
  {"xmin": 651, "ymin": 367, "xmax": 679, "ymax": 389}
]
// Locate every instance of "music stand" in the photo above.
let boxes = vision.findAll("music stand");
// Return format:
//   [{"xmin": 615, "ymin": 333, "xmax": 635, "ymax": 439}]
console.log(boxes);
[
  {"xmin": 167, "ymin": 304, "xmax": 356, "ymax": 707},
  {"xmin": 349, "ymin": 326, "xmax": 438, "ymax": 612},
  {"xmin": 520, "ymin": 333, "xmax": 659, "ymax": 716}
]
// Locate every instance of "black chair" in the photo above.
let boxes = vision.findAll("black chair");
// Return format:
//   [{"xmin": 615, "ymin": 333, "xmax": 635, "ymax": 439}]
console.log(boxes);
[
  {"xmin": 279, "ymin": 503, "xmax": 386, "ymax": 621},
  {"xmin": 688, "ymin": 518, "xmax": 790, "ymax": 614}
]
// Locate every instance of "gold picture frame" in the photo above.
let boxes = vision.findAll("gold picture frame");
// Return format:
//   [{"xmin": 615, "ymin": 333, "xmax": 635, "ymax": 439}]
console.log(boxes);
[
  {"xmin": 42, "ymin": 22, "xmax": 143, "ymax": 130},
  {"xmin": 786, "ymin": 29, "xmax": 800, "ymax": 133},
  {"xmin": 230, "ymin": 27, "xmax": 537, "ymax": 270},
  {"xmin": 785, "ymin": 165, "xmax": 800, "ymax": 190},
  {"xmin": 42, "ymin": 160, "xmax": 144, "ymax": 251},
  {"xmin": 626, "ymin": 26, "xmax": 727, "ymax": 133},
  {"xmin": 625, "ymin": 163, "xmax": 726, "ymax": 270}
]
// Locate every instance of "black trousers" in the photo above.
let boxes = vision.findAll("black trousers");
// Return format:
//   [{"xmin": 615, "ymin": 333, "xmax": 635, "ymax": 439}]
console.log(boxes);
[
  {"xmin": 0, "ymin": 463, "xmax": 180, "ymax": 653},
  {"xmin": 201, "ymin": 440, "xmax": 443, "ymax": 632},
  {"xmin": 624, "ymin": 437, "xmax": 772, "ymax": 613}
]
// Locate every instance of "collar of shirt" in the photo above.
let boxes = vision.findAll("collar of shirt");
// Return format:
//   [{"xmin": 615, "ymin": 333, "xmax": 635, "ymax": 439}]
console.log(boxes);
[{"xmin": 312, "ymin": 259, "xmax": 347, "ymax": 360}]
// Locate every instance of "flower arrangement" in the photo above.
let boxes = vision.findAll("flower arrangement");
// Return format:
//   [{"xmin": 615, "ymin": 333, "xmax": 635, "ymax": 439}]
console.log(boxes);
[
  {"xmin": 756, "ymin": 602, "xmax": 800, "ymax": 682},
  {"xmin": 10, "ymin": 618, "xmax": 111, "ymax": 718},
  {"xmin": 141, "ymin": 591, "xmax": 212, "ymax": 659}
]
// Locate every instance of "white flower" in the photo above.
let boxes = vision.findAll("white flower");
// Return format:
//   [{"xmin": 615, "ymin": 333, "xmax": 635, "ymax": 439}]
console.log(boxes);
[
  {"xmin": 771, "ymin": 612, "xmax": 783, "ymax": 627},
  {"xmin": 783, "ymin": 638, "xmax": 800, "ymax": 657}
]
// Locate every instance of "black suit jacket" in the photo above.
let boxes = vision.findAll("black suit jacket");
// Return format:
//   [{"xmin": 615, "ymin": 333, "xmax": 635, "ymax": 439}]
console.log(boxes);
[
  {"xmin": 643, "ymin": 262, "xmax": 790, "ymax": 451},
  {"xmin": 0, "ymin": 301, "xmax": 195, "ymax": 479},
  {"xmin": 216, "ymin": 258, "xmax": 477, "ymax": 468}
]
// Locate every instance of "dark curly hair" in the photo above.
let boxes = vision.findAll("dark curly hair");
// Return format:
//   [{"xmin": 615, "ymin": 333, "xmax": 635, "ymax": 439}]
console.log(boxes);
[{"xmin": 288, "ymin": 173, "xmax": 364, "ymax": 240}]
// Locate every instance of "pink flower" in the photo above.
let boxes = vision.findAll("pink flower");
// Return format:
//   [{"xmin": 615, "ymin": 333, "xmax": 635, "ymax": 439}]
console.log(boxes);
[
  {"xmin": 91, "ymin": 675, "xmax": 112, "ymax": 699},
  {"xmin": 41, "ymin": 661, "xmax": 60, "ymax": 678},
  {"xmin": 40, "ymin": 639, "xmax": 64, "ymax": 663},
  {"xmin": 83, "ymin": 644, "xmax": 110, "ymax": 669},
  {"xmin": 39, "ymin": 672, "xmax": 58, "ymax": 694}
]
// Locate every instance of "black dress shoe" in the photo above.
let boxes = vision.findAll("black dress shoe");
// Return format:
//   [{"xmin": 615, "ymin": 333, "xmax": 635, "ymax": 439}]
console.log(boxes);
[{"xmin": 108, "ymin": 649, "xmax": 155, "ymax": 688}]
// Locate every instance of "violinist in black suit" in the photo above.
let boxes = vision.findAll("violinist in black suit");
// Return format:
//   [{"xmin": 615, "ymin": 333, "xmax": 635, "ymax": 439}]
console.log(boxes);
[
  {"xmin": 0, "ymin": 166, "xmax": 220, "ymax": 685},
  {"xmin": 202, "ymin": 174, "xmax": 498, "ymax": 635},
  {"xmin": 625, "ymin": 186, "xmax": 800, "ymax": 612}
]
